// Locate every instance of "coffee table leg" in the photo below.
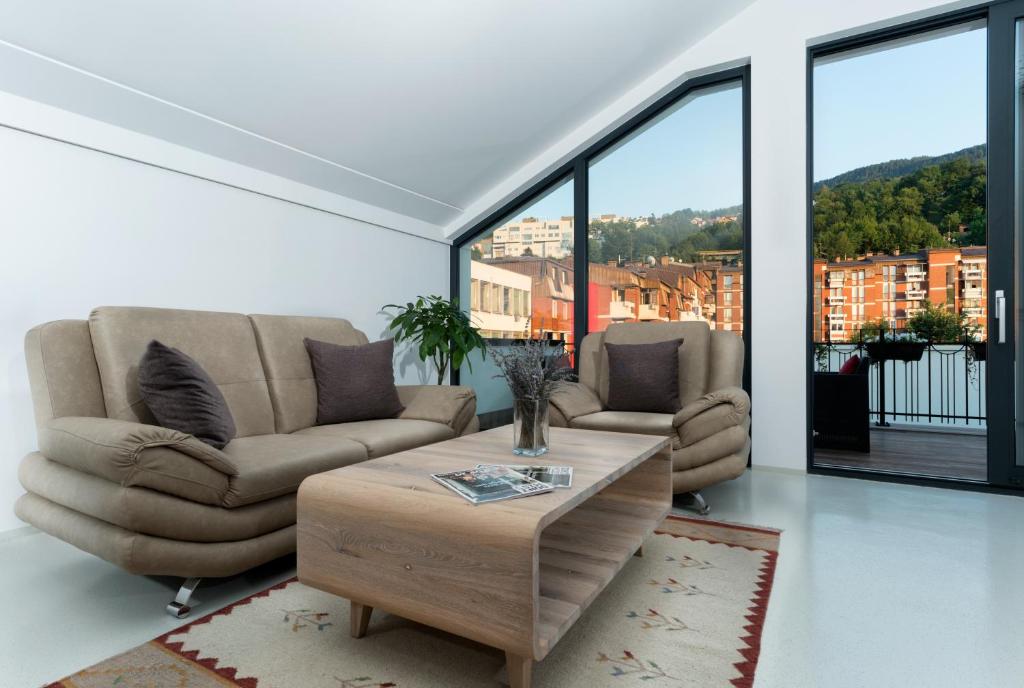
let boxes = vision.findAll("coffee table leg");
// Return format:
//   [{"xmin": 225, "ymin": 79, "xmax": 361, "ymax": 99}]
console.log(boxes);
[
  {"xmin": 350, "ymin": 602, "xmax": 373, "ymax": 639},
  {"xmin": 505, "ymin": 651, "xmax": 532, "ymax": 688}
]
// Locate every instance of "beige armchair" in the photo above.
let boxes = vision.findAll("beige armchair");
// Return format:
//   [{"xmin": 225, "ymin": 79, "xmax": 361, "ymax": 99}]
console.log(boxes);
[{"xmin": 549, "ymin": 321, "xmax": 749, "ymax": 513}]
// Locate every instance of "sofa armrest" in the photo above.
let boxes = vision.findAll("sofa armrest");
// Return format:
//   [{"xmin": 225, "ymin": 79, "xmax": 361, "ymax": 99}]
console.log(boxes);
[
  {"xmin": 397, "ymin": 385, "xmax": 477, "ymax": 434},
  {"xmin": 672, "ymin": 387, "xmax": 750, "ymax": 447},
  {"xmin": 549, "ymin": 382, "xmax": 603, "ymax": 425},
  {"xmin": 36, "ymin": 417, "xmax": 238, "ymax": 506}
]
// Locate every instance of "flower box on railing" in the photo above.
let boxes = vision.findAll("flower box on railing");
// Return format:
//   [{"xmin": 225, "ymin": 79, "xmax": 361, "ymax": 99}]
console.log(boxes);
[{"xmin": 864, "ymin": 341, "xmax": 927, "ymax": 362}]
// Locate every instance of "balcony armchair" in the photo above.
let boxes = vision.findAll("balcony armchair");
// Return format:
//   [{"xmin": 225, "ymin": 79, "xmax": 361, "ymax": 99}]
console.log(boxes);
[
  {"xmin": 17, "ymin": 308, "xmax": 478, "ymax": 617},
  {"xmin": 550, "ymin": 322, "xmax": 749, "ymax": 512}
]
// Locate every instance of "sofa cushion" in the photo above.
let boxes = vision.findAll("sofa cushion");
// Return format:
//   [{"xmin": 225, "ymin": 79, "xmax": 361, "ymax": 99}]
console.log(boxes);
[
  {"xmin": 605, "ymin": 338, "xmax": 683, "ymax": 413},
  {"xmin": 138, "ymin": 340, "xmax": 237, "ymax": 449},
  {"xmin": 305, "ymin": 338, "xmax": 404, "ymax": 424},
  {"xmin": 221, "ymin": 434, "xmax": 368, "ymax": 507},
  {"xmin": 598, "ymin": 322, "xmax": 710, "ymax": 408},
  {"xmin": 89, "ymin": 307, "xmax": 275, "ymax": 437},
  {"xmin": 570, "ymin": 411, "xmax": 680, "ymax": 449},
  {"xmin": 249, "ymin": 314, "xmax": 369, "ymax": 433},
  {"xmin": 295, "ymin": 418, "xmax": 454, "ymax": 458}
]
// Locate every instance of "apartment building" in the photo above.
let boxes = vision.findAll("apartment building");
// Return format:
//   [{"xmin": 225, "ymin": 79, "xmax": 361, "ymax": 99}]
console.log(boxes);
[
  {"xmin": 813, "ymin": 246, "xmax": 987, "ymax": 342},
  {"xmin": 468, "ymin": 261, "xmax": 532, "ymax": 339},
  {"xmin": 489, "ymin": 216, "xmax": 575, "ymax": 259},
  {"xmin": 485, "ymin": 256, "xmax": 575, "ymax": 343}
]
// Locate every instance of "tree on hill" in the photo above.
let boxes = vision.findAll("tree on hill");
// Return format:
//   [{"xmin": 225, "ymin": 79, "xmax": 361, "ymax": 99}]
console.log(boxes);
[{"xmin": 813, "ymin": 153, "xmax": 985, "ymax": 260}]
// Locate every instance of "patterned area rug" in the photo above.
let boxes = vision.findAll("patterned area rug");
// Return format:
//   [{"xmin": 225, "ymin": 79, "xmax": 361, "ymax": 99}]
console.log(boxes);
[{"xmin": 46, "ymin": 515, "xmax": 780, "ymax": 688}]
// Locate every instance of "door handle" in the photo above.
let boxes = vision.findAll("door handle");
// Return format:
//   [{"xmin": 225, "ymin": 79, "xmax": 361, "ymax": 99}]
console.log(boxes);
[{"xmin": 996, "ymin": 289, "xmax": 1006, "ymax": 344}]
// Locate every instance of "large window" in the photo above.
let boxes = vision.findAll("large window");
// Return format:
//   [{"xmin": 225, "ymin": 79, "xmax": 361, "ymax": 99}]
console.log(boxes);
[
  {"xmin": 454, "ymin": 68, "xmax": 749, "ymax": 415},
  {"xmin": 588, "ymin": 82, "xmax": 745, "ymax": 337}
]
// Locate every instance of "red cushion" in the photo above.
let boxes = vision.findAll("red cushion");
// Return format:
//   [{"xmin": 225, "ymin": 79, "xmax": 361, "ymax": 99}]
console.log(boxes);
[{"xmin": 838, "ymin": 355, "xmax": 860, "ymax": 375}]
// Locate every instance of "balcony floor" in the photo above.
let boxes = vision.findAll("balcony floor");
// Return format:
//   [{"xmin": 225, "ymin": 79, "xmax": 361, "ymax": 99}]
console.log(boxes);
[{"xmin": 813, "ymin": 427, "xmax": 986, "ymax": 481}]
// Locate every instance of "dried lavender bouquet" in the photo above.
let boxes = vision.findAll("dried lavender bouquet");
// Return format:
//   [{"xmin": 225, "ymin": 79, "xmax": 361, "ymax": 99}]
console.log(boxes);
[{"xmin": 490, "ymin": 340, "xmax": 576, "ymax": 454}]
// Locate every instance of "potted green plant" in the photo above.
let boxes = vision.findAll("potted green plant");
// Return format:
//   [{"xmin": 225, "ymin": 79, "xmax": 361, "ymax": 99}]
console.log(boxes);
[
  {"xmin": 858, "ymin": 318, "xmax": 926, "ymax": 362},
  {"xmin": 384, "ymin": 295, "xmax": 487, "ymax": 385},
  {"xmin": 490, "ymin": 340, "xmax": 575, "ymax": 456},
  {"xmin": 907, "ymin": 301, "xmax": 982, "ymax": 372}
]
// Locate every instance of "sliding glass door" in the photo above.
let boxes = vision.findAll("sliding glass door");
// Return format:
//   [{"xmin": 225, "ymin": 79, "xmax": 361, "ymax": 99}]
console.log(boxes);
[
  {"xmin": 991, "ymin": 0, "xmax": 1024, "ymax": 486},
  {"xmin": 809, "ymin": 1, "xmax": 1024, "ymax": 489}
]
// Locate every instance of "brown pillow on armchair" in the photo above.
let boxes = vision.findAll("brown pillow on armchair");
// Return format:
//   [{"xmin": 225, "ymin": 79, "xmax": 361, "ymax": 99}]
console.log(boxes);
[
  {"xmin": 605, "ymin": 338, "xmax": 683, "ymax": 414},
  {"xmin": 304, "ymin": 337, "xmax": 405, "ymax": 424}
]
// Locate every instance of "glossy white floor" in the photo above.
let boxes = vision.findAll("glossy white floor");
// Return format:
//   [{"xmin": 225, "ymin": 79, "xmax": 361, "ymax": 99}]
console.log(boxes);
[{"xmin": 2, "ymin": 468, "xmax": 1022, "ymax": 688}]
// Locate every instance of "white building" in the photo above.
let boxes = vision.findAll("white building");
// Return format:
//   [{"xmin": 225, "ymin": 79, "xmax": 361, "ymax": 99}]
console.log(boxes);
[
  {"xmin": 490, "ymin": 216, "xmax": 574, "ymax": 259},
  {"xmin": 469, "ymin": 261, "xmax": 532, "ymax": 339}
]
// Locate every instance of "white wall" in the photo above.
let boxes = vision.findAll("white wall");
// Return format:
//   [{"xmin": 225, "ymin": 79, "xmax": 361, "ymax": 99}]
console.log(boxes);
[
  {"xmin": 0, "ymin": 122, "xmax": 449, "ymax": 533},
  {"xmin": 450, "ymin": 0, "xmax": 981, "ymax": 472}
]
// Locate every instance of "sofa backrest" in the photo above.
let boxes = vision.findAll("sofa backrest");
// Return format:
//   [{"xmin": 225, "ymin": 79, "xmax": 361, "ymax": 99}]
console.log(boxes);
[
  {"xmin": 248, "ymin": 314, "xmax": 369, "ymax": 433},
  {"xmin": 88, "ymin": 306, "xmax": 276, "ymax": 437},
  {"xmin": 580, "ymin": 321, "xmax": 713, "ymax": 409},
  {"xmin": 24, "ymin": 320, "xmax": 107, "ymax": 429}
]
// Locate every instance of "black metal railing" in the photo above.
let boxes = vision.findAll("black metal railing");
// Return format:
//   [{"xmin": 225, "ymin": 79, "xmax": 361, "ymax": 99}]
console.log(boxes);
[{"xmin": 814, "ymin": 335, "xmax": 986, "ymax": 428}]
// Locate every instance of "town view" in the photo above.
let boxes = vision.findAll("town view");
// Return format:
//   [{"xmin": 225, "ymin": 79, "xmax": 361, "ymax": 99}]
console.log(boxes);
[
  {"xmin": 466, "ymin": 141, "xmax": 987, "ymax": 351},
  {"xmin": 813, "ymin": 145, "xmax": 987, "ymax": 343},
  {"xmin": 468, "ymin": 209, "xmax": 745, "ymax": 348}
]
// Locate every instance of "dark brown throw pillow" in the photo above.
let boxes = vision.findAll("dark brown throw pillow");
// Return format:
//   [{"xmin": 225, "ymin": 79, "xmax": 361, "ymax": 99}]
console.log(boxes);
[
  {"xmin": 605, "ymin": 338, "xmax": 683, "ymax": 414},
  {"xmin": 138, "ymin": 340, "xmax": 236, "ymax": 449},
  {"xmin": 304, "ymin": 337, "xmax": 405, "ymax": 424}
]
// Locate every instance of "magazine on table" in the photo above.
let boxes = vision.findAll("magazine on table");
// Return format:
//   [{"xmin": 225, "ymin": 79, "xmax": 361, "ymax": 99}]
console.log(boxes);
[
  {"xmin": 431, "ymin": 465, "xmax": 554, "ymax": 505},
  {"xmin": 475, "ymin": 463, "xmax": 574, "ymax": 488}
]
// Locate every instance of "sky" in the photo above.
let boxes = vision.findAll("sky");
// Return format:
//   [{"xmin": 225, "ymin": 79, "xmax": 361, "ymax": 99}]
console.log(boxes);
[
  {"xmin": 495, "ymin": 23, "xmax": 986, "ymax": 227},
  {"xmin": 519, "ymin": 82, "xmax": 744, "ymax": 221},
  {"xmin": 814, "ymin": 23, "xmax": 986, "ymax": 181}
]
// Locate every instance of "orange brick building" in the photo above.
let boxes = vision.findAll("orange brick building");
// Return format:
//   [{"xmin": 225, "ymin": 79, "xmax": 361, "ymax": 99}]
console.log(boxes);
[{"xmin": 813, "ymin": 246, "xmax": 986, "ymax": 342}]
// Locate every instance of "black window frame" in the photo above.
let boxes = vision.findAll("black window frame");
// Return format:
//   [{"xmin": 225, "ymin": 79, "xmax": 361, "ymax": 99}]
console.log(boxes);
[{"xmin": 450, "ymin": 65, "xmax": 752, "ymax": 401}]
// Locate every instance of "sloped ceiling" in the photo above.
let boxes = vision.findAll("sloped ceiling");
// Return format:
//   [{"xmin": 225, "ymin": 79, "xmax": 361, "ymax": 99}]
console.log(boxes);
[{"xmin": 0, "ymin": 0, "xmax": 754, "ymax": 234}]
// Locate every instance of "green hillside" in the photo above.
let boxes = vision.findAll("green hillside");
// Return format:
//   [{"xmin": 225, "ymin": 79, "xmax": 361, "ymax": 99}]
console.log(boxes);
[
  {"xmin": 814, "ymin": 144, "xmax": 985, "ymax": 190},
  {"xmin": 813, "ymin": 147, "xmax": 986, "ymax": 261}
]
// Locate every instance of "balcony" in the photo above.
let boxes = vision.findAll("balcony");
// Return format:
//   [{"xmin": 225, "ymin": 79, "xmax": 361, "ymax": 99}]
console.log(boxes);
[
  {"xmin": 813, "ymin": 337, "xmax": 987, "ymax": 481},
  {"xmin": 963, "ymin": 306, "xmax": 984, "ymax": 317},
  {"xmin": 827, "ymin": 312, "xmax": 845, "ymax": 321},
  {"xmin": 963, "ymin": 268, "xmax": 983, "ymax": 279},
  {"xmin": 827, "ymin": 276, "xmax": 845, "ymax": 288},
  {"xmin": 903, "ymin": 267, "xmax": 926, "ymax": 279},
  {"xmin": 638, "ymin": 303, "xmax": 660, "ymax": 320},
  {"xmin": 904, "ymin": 289, "xmax": 926, "ymax": 300},
  {"xmin": 827, "ymin": 294, "xmax": 846, "ymax": 304},
  {"xmin": 607, "ymin": 300, "xmax": 635, "ymax": 320},
  {"xmin": 963, "ymin": 287, "xmax": 983, "ymax": 299}
]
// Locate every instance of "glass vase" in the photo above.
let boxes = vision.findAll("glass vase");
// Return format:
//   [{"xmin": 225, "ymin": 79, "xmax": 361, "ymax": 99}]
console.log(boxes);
[{"xmin": 513, "ymin": 398, "xmax": 550, "ymax": 457}]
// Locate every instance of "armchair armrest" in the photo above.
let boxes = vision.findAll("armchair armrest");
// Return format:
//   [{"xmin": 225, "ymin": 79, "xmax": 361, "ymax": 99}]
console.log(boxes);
[
  {"xmin": 397, "ymin": 385, "xmax": 477, "ymax": 434},
  {"xmin": 672, "ymin": 387, "xmax": 750, "ymax": 447},
  {"xmin": 36, "ymin": 417, "xmax": 238, "ymax": 506},
  {"xmin": 549, "ymin": 381, "xmax": 603, "ymax": 424}
]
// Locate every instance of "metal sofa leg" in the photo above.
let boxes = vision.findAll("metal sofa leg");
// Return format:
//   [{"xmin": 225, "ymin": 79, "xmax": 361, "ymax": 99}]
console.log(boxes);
[
  {"xmin": 686, "ymin": 491, "xmax": 711, "ymax": 516},
  {"xmin": 166, "ymin": 577, "xmax": 202, "ymax": 618}
]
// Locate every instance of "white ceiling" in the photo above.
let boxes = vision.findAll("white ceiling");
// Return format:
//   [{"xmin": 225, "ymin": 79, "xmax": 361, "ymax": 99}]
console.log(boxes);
[{"xmin": 0, "ymin": 0, "xmax": 754, "ymax": 231}]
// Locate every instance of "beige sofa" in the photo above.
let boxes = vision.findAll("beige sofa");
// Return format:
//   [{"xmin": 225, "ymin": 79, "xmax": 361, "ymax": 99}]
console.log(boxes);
[
  {"xmin": 549, "ymin": 321, "xmax": 749, "ymax": 511},
  {"xmin": 16, "ymin": 307, "xmax": 478, "ymax": 616}
]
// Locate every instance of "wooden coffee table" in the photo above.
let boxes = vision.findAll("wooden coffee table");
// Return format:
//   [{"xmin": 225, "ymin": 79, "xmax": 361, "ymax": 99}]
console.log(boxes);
[{"xmin": 297, "ymin": 425, "xmax": 672, "ymax": 688}]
